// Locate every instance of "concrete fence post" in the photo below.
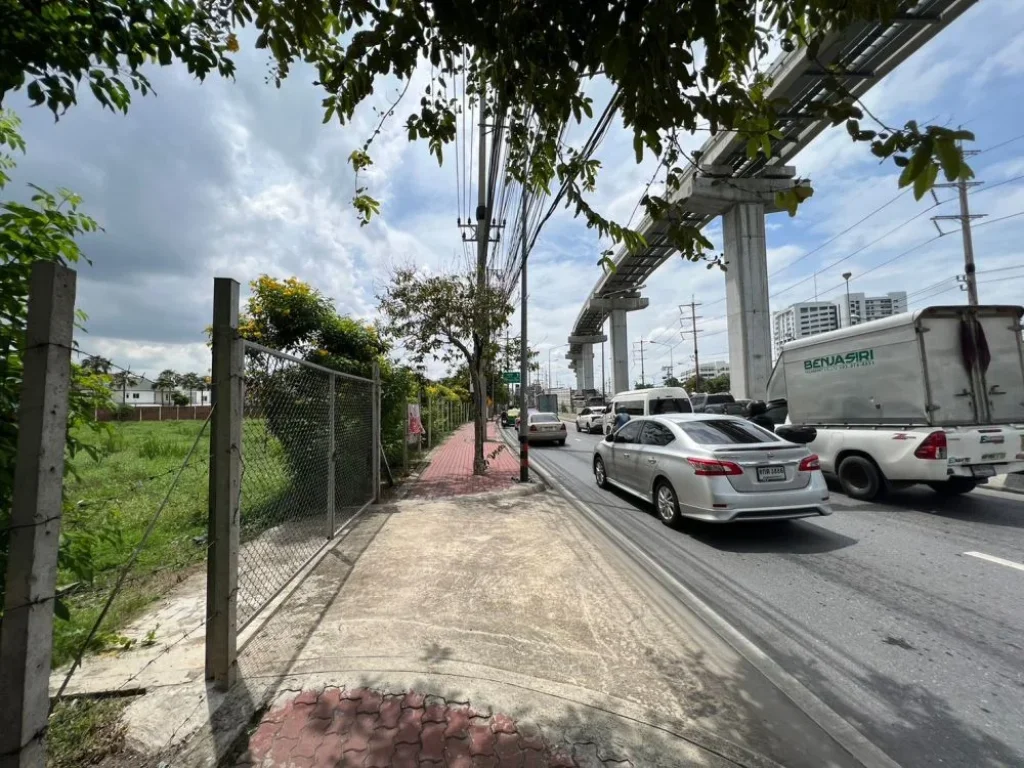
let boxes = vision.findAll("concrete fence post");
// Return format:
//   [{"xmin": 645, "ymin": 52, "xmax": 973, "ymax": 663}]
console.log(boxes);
[
  {"xmin": 0, "ymin": 262, "xmax": 77, "ymax": 768},
  {"xmin": 427, "ymin": 397, "xmax": 433, "ymax": 449},
  {"xmin": 372, "ymin": 363, "xmax": 381, "ymax": 502},
  {"xmin": 205, "ymin": 277, "xmax": 242, "ymax": 691},
  {"xmin": 326, "ymin": 374, "xmax": 335, "ymax": 537}
]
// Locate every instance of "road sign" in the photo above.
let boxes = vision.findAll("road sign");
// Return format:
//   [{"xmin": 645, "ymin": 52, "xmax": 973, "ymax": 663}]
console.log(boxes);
[{"xmin": 501, "ymin": 371, "xmax": 521, "ymax": 384}]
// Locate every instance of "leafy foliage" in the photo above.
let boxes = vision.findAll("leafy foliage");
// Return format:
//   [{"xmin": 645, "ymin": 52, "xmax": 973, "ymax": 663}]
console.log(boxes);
[
  {"xmin": 377, "ymin": 267, "xmax": 512, "ymax": 474},
  {"xmin": 0, "ymin": 2, "xmax": 973, "ymax": 263},
  {"xmin": 0, "ymin": 110, "xmax": 112, "ymax": 610},
  {"xmin": 0, "ymin": 0, "xmax": 237, "ymax": 115},
  {"xmin": 236, "ymin": 274, "xmax": 415, "ymax": 470}
]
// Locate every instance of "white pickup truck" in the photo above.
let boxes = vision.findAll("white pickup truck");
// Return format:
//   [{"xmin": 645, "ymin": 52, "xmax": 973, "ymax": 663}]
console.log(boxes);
[{"xmin": 767, "ymin": 305, "xmax": 1024, "ymax": 500}]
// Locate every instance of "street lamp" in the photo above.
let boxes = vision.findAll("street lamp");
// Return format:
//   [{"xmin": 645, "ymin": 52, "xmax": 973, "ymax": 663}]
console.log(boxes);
[
  {"xmin": 648, "ymin": 339, "xmax": 676, "ymax": 382},
  {"xmin": 842, "ymin": 272, "xmax": 853, "ymax": 328}
]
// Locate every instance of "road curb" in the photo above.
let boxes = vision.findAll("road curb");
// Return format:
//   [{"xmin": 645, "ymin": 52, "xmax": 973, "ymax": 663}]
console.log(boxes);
[{"xmin": 504, "ymin": 427, "xmax": 902, "ymax": 768}]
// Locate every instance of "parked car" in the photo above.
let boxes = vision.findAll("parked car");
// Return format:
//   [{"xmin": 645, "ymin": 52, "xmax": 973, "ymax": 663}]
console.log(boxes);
[
  {"xmin": 576, "ymin": 406, "xmax": 607, "ymax": 433},
  {"xmin": 602, "ymin": 387, "xmax": 692, "ymax": 434},
  {"xmin": 690, "ymin": 392, "xmax": 735, "ymax": 413},
  {"xmin": 525, "ymin": 411, "xmax": 567, "ymax": 445},
  {"xmin": 593, "ymin": 414, "xmax": 832, "ymax": 526},
  {"xmin": 501, "ymin": 407, "xmax": 520, "ymax": 427}
]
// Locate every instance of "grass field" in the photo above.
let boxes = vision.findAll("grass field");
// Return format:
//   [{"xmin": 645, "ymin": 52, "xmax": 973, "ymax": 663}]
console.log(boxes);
[{"xmin": 57, "ymin": 420, "xmax": 213, "ymax": 667}]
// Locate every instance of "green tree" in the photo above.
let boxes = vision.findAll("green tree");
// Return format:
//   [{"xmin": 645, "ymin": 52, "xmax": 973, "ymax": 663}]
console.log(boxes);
[
  {"xmin": 663, "ymin": 375, "xmax": 681, "ymax": 388},
  {"xmin": 235, "ymin": 274, "xmax": 413, "ymax": 472},
  {"xmin": 633, "ymin": 381, "xmax": 654, "ymax": 390},
  {"xmin": 2, "ymin": 2, "xmax": 974, "ymax": 260},
  {"xmin": 110, "ymin": 370, "xmax": 139, "ymax": 403},
  {"xmin": 81, "ymin": 355, "xmax": 112, "ymax": 374},
  {"xmin": 705, "ymin": 374, "xmax": 731, "ymax": 394},
  {"xmin": 378, "ymin": 268, "xmax": 512, "ymax": 475},
  {"xmin": 0, "ymin": 110, "xmax": 111, "ymax": 607},
  {"xmin": 178, "ymin": 371, "xmax": 204, "ymax": 404},
  {"xmin": 152, "ymin": 369, "xmax": 180, "ymax": 404}
]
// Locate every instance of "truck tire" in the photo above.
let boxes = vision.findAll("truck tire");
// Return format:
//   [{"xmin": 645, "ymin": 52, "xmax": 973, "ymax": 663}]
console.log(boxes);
[
  {"xmin": 927, "ymin": 478, "xmax": 978, "ymax": 496},
  {"xmin": 838, "ymin": 455, "xmax": 884, "ymax": 501}
]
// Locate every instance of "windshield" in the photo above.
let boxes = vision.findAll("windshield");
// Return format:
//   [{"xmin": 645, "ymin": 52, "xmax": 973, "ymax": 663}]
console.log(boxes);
[
  {"xmin": 650, "ymin": 397, "xmax": 692, "ymax": 414},
  {"xmin": 678, "ymin": 419, "xmax": 779, "ymax": 444},
  {"xmin": 706, "ymin": 393, "xmax": 734, "ymax": 404},
  {"xmin": 530, "ymin": 413, "xmax": 559, "ymax": 423}
]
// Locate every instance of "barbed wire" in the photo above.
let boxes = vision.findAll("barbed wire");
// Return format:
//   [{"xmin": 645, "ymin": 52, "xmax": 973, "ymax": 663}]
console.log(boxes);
[{"xmin": 51, "ymin": 407, "xmax": 214, "ymax": 704}]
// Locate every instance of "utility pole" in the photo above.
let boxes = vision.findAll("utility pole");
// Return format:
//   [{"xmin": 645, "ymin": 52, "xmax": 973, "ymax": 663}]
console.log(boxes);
[
  {"xmin": 519, "ymin": 192, "xmax": 530, "ymax": 483},
  {"xmin": 632, "ymin": 340, "xmax": 646, "ymax": 388},
  {"xmin": 932, "ymin": 144, "xmax": 983, "ymax": 306},
  {"xmin": 601, "ymin": 339, "xmax": 606, "ymax": 403},
  {"xmin": 679, "ymin": 298, "xmax": 703, "ymax": 391},
  {"xmin": 473, "ymin": 89, "xmax": 489, "ymax": 470}
]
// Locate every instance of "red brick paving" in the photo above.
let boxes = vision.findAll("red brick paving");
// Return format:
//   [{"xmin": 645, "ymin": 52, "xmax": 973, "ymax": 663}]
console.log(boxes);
[
  {"xmin": 234, "ymin": 687, "xmax": 623, "ymax": 767},
  {"xmin": 408, "ymin": 422, "xmax": 522, "ymax": 499}
]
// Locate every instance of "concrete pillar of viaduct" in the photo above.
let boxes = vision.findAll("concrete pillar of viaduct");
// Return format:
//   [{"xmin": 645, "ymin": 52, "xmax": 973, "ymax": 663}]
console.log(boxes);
[
  {"xmin": 584, "ymin": 296, "xmax": 649, "ymax": 395},
  {"xmin": 568, "ymin": 335, "xmax": 605, "ymax": 392},
  {"xmin": 675, "ymin": 166, "xmax": 806, "ymax": 400}
]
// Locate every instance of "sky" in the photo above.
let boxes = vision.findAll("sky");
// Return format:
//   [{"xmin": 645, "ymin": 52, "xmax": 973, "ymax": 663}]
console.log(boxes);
[{"xmin": 7, "ymin": 0, "xmax": 1024, "ymax": 389}]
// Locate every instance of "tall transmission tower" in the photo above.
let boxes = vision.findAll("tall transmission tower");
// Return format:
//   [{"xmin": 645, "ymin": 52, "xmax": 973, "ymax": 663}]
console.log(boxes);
[{"xmin": 678, "ymin": 298, "xmax": 704, "ymax": 390}]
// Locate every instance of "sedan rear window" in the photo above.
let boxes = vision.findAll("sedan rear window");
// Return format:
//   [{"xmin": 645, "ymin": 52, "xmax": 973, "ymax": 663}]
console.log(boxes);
[
  {"xmin": 650, "ymin": 397, "xmax": 692, "ymax": 414},
  {"xmin": 530, "ymin": 413, "xmax": 559, "ymax": 423},
  {"xmin": 678, "ymin": 419, "xmax": 779, "ymax": 444}
]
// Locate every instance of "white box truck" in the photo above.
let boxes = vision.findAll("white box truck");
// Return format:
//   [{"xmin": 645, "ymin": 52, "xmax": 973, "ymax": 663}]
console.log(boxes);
[{"xmin": 766, "ymin": 305, "xmax": 1024, "ymax": 500}]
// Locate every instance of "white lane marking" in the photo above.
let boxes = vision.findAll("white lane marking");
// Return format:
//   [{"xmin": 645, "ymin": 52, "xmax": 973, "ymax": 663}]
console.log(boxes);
[{"xmin": 964, "ymin": 551, "xmax": 1024, "ymax": 572}]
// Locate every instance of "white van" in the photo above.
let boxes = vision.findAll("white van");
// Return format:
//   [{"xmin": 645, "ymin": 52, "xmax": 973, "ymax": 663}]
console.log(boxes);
[{"xmin": 602, "ymin": 387, "xmax": 693, "ymax": 434}]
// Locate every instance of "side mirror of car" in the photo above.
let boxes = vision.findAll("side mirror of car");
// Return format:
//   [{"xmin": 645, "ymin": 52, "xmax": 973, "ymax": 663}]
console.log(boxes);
[{"xmin": 775, "ymin": 425, "xmax": 817, "ymax": 445}]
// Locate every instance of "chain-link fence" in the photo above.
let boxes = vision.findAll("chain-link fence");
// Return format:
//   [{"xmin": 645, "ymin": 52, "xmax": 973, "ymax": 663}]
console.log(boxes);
[{"xmin": 237, "ymin": 341, "xmax": 377, "ymax": 628}]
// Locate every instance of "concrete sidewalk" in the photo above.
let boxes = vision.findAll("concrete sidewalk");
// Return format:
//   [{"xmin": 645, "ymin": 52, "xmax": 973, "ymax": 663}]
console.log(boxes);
[
  {"xmin": 212, "ymin": 488, "xmax": 859, "ymax": 768},
  {"xmin": 86, "ymin": 423, "xmax": 862, "ymax": 768}
]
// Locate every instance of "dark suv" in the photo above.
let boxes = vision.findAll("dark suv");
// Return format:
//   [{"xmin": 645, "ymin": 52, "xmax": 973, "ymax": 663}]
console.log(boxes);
[{"xmin": 690, "ymin": 392, "xmax": 735, "ymax": 413}]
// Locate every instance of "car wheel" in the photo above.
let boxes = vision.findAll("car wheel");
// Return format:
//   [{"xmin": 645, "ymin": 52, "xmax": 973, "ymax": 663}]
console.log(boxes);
[
  {"xmin": 654, "ymin": 480, "xmax": 682, "ymax": 528},
  {"xmin": 594, "ymin": 456, "xmax": 608, "ymax": 488},
  {"xmin": 927, "ymin": 478, "xmax": 977, "ymax": 496},
  {"xmin": 576, "ymin": 422, "xmax": 581, "ymax": 432},
  {"xmin": 838, "ymin": 455, "xmax": 884, "ymax": 501},
  {"xmin": 557, "ymin": 439, "xmax": 565, "ymax": 446}
]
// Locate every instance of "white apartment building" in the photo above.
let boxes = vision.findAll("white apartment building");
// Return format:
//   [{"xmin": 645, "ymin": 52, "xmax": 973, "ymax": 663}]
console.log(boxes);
[
  {"xmin": 678, "ymin": 360, "xmax": 730, "ymax": 382},
  {"xmin": 839, "ymin": 291, "xmax": 908, "ymax": 327},
  {"xmin": 772, "ymin": 301, "xmax": 840, "ymax": 358}
]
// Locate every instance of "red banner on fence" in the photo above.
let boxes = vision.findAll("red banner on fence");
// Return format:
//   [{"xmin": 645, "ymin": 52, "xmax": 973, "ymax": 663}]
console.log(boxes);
[{"xmin": 408, "ymin": 404, "xmax": 424, "ymax": 435}]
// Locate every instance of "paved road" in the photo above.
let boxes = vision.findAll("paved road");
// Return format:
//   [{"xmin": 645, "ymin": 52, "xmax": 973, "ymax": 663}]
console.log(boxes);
[{"xmin": 511, "ymin": 425, "xmax": 1024, "ymax": 768}]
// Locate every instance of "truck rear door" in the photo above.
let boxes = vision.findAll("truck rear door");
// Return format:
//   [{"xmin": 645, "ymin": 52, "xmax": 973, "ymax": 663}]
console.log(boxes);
[
  {"xmin": 976, "ymin": 311, "xmax": 1024, "ymax": 423},
  {"xmin": 919, "ymin": 314, "xmax": 979, "ymax": 424}
]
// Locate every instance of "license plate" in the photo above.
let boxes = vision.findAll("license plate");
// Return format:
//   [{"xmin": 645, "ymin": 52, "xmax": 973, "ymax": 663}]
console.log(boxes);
[
  {"xmin": 971, "ymin": 464, "xmax": 996, "ymax": 477},
  {"xmin": 756, "ymin": 466, "xmax": 787, "ymax": 482}
]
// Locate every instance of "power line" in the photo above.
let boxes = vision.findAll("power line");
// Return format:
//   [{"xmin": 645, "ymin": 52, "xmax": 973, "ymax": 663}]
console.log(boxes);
[
  {"xmin": 768, "ymin": 188, "xmax": 910, "ymax": 279},
  {"xmin": 977, "ymin": 132, "xmax": 1024, "ymax": 156}
]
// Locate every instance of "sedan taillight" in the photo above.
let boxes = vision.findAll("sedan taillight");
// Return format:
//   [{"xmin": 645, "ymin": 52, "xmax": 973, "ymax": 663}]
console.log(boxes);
[
  {"xmin": 687, "ymin": 457, "xmax": 743, "ymax": 476},
  {"xmin": 529, "ymin": 424, "xmax": 537, "ymax": 432},
  {"xmin": 798, "ymin": 454, "xmax": 821, "ymax": 471},
  {"xmin": 560, "ymin": 422, "xmax": 566, "ymax": 430}
]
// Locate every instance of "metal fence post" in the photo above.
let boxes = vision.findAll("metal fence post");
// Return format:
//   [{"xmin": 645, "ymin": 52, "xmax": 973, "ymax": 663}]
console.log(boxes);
[
  {"xmin": 0, "ymin": 262, "xmax": 76, "ymax": 768},
  {"xmin": 402, "ymin": 401, "xmax": 408, "ymax": 472},
  {"xmin": 427, "ymin": 396, "xmax": 433, "ymax": 449},
  {"xmin": 372, "ymin": 363, "xmax": 381, "ymax": 502},
  {"xmin": 205, "ymin": 277, "xmax": 241, "ymax": 691},
  {"xmin": 327, "ymin": 373, "xmax": 336, "ymax": 537}
]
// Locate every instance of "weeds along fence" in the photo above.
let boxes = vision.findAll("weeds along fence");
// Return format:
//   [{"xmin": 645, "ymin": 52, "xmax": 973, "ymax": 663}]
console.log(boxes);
[{"xmin": 237, "ymin": 341, "xmax": 378, "ymax": 628}]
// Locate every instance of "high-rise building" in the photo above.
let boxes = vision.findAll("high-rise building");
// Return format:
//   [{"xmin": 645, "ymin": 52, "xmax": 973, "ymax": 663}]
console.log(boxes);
[
  {"xmin": 839, "ymin": 291, "xmax": 908, "ymax": 327},
  {"xmin": 772, "ymin": 301, "xmax": 840, "ymax": 358}
]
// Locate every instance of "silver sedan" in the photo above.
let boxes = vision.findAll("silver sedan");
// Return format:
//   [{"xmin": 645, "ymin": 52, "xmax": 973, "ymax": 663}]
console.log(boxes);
[{"xmin": 592, "ymin": 414, "xmax": 832, "ymax": 525}]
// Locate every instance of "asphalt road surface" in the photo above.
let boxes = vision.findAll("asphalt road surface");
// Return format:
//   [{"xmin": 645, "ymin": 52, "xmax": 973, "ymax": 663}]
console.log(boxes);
[{"xmin": 511, "ymin": 424, "xmax": 1024, "ymax": 768}]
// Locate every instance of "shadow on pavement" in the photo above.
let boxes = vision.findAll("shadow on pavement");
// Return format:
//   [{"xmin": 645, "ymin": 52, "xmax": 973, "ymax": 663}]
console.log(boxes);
[
  {"xmin": 853, "ymin": 484, "xmax": 1024, "ymax": 529},
  {"xmin": 774, "ymin": 644, "xmax": 1022, "ymax": 768},
  {"xmin": 683, "ymin": 518, "xmax": 859, "ymax": 555}
]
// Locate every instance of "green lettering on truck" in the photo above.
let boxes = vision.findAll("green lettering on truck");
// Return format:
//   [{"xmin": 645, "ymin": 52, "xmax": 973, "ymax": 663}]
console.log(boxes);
[{"xmin": 802, "ymin": 348, "xmax": 875, "ymax": 374}]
